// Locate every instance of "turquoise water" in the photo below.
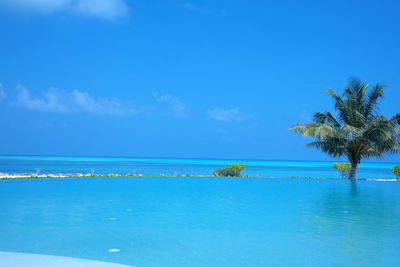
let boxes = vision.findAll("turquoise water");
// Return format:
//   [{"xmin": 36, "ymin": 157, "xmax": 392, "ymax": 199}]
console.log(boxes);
[
  {"xmin": 0, "ymin": 155, "xmax": 398, "ymax": 179},
  {"xmin": 0, "ymin": 178, "xmax": 399, "ymax": 266}
]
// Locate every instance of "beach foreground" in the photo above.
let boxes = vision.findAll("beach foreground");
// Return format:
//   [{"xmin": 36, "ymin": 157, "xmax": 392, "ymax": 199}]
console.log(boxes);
[{"xmin": 0, "ymin": 252, "xmax": 133, "ymax": 267}]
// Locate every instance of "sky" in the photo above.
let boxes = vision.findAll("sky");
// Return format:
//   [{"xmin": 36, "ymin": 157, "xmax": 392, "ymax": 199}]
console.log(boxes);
[{"xmin": 0, "ymin": 0, "xmax": 399, "ymax": 162}]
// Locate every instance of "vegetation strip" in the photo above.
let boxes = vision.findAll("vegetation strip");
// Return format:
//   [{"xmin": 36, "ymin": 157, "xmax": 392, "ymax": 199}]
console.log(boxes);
[{"xmin": 0, "ymin": 174, "xmax": 398, "ymax": 182}]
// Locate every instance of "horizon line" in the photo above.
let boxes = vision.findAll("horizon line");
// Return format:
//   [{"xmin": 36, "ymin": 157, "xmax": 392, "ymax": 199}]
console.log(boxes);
[{"xmin": 0, "ymin": 154, "xmax": 398, "ymax": 164}]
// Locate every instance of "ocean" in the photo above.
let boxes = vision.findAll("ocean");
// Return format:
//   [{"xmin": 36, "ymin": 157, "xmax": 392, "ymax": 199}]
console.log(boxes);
[{"xmin": 0, "ymin": 155, "xmax": 397, "ymax": 179}]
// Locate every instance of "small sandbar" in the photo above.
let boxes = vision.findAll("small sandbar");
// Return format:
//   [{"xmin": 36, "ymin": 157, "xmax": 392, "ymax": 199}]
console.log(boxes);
[
  {"xmin": 0, "ymin": 251, "xmax": 133, "ymax": 267},
  {"xmin": 0, "ymin": 173, "xmax": 398, "ymax": 181}
]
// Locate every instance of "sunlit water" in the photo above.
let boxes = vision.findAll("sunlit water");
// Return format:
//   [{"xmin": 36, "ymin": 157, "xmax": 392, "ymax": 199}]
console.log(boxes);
[
  {"xmin": 0, "ymin": 155, "xmax": 398, "ymax": 179},
  {"xmin": 0, "ymin": 178, "xmax": 399, "ymax": 266}
]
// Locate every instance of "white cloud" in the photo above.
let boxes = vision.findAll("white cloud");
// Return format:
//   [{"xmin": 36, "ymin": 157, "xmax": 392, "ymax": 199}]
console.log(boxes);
[
  {"xmin": 206, "ymin": 108, "xmax": 251, "ymax": 122},
  {"xmin": 16, "ymin": 85, "xmax": 68, "ymax": 112},
  {"xmin": 0, "ymin": 83, "xmax": 6, "ymax": 101},
  {"xmin": 152, "ymin": 92, "xmax": 187, "ymax": 118},
  {"xmin": 0, "ymin": 0, "xmax": 128, "ymax": 19},
  {"xmin": 15, "ymin": 85, "xmax": 138, "ymax": 115}
]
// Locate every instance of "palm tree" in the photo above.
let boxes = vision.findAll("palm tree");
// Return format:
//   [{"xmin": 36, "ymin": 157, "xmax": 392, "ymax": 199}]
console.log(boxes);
[{"xmin": 290, "ymin": 78, "xmax": 400, "ymax": 180}]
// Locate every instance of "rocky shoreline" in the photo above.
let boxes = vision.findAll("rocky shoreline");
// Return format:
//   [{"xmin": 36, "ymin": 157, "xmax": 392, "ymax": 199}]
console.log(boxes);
[{"xmin": 0, "ymin": 172, "xmax": 214, "ymax": 180}]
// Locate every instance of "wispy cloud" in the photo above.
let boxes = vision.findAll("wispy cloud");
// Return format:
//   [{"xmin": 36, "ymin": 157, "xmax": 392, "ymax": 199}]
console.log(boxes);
[
  {"xmin": 0, "ymin": 0, "xmax": 128, "ymax": 19},
  {"xmin": 16, "ymin": 85, "xmax": 69, "ymax": 112},
  {"xmin": 15, "ymin": 85, "xmax": 138, "ymax": 115},
  {"xmin": 206, "ymin": 108, "xmax": 251, "ymax": 122},
  {"xmin": 152, "ymin": 92, "xmax": 187, "ymax": 118},
  {"xmin": 0, "ymin": 83, "xmax": 6, "ymax": 101}
]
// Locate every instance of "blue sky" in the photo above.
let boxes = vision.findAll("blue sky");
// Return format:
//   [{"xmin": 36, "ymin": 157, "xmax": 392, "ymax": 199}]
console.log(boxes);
[{"xmin": 0, "ymin": 0, "xmax": 399, "ymax": 162}]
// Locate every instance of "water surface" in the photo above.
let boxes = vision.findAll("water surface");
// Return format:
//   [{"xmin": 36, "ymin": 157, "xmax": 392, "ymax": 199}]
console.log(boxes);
[
  {"xmin": 0, "ymin": 155, "xmax": 397, "ymax": 179},
  {"xmin": 0, "ymin": 178, "xmax": 399, "ymax": 266}
]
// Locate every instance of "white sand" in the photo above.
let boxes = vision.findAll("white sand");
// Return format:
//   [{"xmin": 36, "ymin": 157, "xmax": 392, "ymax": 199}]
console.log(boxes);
[{"xmin": 0, "ymin": 251, "xmax": 134, "ymax": 267}]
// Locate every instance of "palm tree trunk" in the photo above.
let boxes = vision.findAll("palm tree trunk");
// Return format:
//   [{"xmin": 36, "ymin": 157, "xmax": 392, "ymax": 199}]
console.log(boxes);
[{"xmin": 348, "ymin": 163, "xmax": 358, "ymax": 180}]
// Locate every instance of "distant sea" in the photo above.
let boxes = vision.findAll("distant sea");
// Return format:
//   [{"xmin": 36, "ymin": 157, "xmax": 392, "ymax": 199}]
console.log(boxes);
[{"xmin": 0, "ymin": 155, "xmax": 397, "ymax": 179}]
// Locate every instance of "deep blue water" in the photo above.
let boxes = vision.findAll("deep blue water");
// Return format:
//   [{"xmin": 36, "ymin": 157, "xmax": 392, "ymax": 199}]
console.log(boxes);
[
  {"xmin": 0, "ymin": 155, "xmax": 398, "ymax": 179},
  {"xmin": 0, "ymin": 178, "xmax": 399, "ymax": 266}
]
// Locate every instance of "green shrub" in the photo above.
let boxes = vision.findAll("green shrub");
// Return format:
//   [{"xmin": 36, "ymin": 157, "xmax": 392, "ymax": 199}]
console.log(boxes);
[
  {"xmin": 213, "ymin": 164, "xmax": 246, "ymax": 177},
  {"xmin": 213, "ymin": 168, "xmax": 236, "ymax": 177},
  {"xmin": 392, "ymin": 166, "xmax": 400, "ymax": 180},
  {"xmin": 226, "ymin": 164, "xmax": 246, "ymax": 176},
  {"xmin": 333, "ymin": 163, "xmax": 351, "ymax": 179}
]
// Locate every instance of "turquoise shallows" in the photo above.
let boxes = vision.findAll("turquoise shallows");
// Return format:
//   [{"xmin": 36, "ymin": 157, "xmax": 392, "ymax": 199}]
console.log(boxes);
[
  {"xmin": 0, "ymin": 178, "xmax": 399, "ymax": 266},
  {"xmin": 0, "ymin": 155, "xmax": 398, "ymax": 179}
]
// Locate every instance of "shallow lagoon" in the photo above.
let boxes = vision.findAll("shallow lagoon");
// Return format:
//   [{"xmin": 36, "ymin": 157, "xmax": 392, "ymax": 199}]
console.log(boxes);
[
  {"xmin": 0, "ymin": 155, "xmax": 398, "ymax": 179},
  {"xmin": 0, "ymin": 177, "xmax": 399, "ymax": 266}
]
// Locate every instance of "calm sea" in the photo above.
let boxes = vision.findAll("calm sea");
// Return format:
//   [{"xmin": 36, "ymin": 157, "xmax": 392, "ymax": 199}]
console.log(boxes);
[
  {"xmin": 0, "ymin": 177, "xmax": 399, "ymax": 266},
  {"xmin": 1, "ymin": 156, "xmax": 399, "ymax": 266},
  {"xmin": 0, "ymin": 155, "xmax": 398, "ymax": 179}
]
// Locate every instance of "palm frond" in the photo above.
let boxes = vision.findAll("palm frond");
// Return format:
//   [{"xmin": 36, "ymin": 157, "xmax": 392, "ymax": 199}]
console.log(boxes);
[
  {"xmin": 347, "ymin": 77, "xmax": 369, "ymax": 110},
  {"xmin": 341, "ymin": 124, "xmax": 362, "ymax": 140},
  {"xmin": 289, "ymin": 124, "xmax": 309, "ymax": 135},
  {"xmin": 305, "ymin": 139, "xmax": 346, "ymax": 157},
  {"xmin": 391, "ymin": 113, "xmax": 400, "ymax": 126},
  {"xmin": 313, "ymin": 112, "xmax": 341, "ymax": 127},
  {"xmin": 363, "ymin": 84, "xmax": 385, "ymax": 119},
  {"xmin": 326, "ymin": 89, "xmax": 350, "ymax": 124}
]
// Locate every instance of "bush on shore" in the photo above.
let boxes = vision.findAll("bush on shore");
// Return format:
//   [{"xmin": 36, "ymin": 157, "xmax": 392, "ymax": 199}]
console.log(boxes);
[
  {"xmin": 213, "ymin": 164, "xmax": 246, "ymax": 177},
  {"xmin": 392, "ymin": 166, "xmax": 400, "ymax": 180},
  {"xmin": 333, "ymin": 163, "xmax": 351, "ymax": 179}
]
